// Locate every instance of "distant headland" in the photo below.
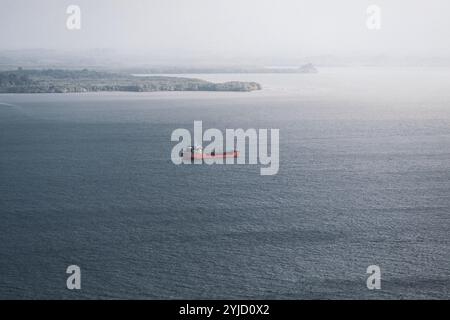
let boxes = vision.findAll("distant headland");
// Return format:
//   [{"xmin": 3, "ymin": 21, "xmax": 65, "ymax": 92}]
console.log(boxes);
[
  {"xmin": 128, "ymin": 63, "xmax": 319, "ymax": 74},
  {"xmin": 0, "ymin": 69, "xmax": 262, "ymax": 93}
]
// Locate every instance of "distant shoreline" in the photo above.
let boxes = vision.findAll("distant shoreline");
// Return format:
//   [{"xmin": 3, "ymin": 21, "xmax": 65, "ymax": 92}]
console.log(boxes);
[{"xmin": 0, "ymin": 69, "xmax": 262, "ymax": 94}]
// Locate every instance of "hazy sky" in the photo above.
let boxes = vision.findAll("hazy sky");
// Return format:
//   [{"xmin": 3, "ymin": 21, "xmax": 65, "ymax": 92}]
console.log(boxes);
[{"xmin": 1, "ymin": 0, "xmax": 450, "ymax": 59}]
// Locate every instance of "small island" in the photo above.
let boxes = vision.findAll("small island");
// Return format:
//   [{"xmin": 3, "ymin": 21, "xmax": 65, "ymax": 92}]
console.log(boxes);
[{"xmin": 0, "ymin": 69, "xmax": 262, "ymax": 93}]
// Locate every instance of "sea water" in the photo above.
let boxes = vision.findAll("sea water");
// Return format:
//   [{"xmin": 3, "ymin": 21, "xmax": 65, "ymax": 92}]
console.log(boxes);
[{"xmin": 0, "ymin": 67, "xmax": 449, "ymax": 299}]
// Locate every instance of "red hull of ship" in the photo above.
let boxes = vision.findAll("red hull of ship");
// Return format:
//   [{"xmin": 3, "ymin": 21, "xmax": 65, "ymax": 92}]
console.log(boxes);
[{"xmin": 190, "ymin": 151, "xmax": 239, "ymax": 160}]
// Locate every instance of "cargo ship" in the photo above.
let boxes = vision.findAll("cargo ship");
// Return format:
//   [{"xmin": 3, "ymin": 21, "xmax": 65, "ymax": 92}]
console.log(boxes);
[{"xmin": 181, "ymin": 146, "xmax": 239, "ymax": 161}]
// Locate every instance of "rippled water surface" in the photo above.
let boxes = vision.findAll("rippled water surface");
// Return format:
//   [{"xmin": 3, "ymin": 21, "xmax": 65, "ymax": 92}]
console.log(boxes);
[{"xmin": 0, "ymin": 68, "xmax": 449, "ymax": 299}]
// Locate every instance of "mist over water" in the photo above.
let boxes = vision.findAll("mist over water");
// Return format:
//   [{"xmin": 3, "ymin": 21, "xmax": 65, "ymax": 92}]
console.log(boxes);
[
  {"xmin": 2, "ymin": 0, "xmax": 450, "ymax": 65},
  {"xmin": 1, "ymin": 68, "xmax": 449, "ymax": 299}
]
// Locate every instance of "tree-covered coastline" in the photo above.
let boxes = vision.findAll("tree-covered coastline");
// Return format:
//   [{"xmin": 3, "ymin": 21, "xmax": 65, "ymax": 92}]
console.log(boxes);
[{"xmin": 0, "ymin": 69, "xmax": 262, "ymax": 93}]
